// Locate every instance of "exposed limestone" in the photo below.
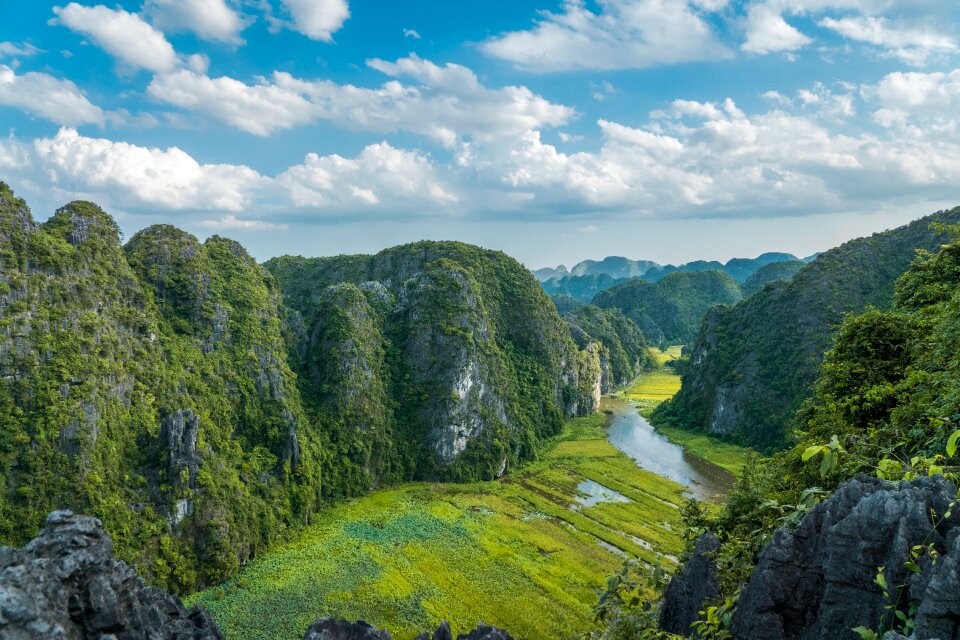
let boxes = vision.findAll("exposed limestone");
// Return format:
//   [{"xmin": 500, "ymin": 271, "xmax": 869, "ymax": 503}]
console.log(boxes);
[{"xmin": 659, "ymin": 533, "xmax": 721, "ymax": 635}]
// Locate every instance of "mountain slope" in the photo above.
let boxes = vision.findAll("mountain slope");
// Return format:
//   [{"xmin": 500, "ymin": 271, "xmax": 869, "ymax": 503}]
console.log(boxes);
[
  {"xmin": 655, "ymin": 207, "xmax": 960, "ymax": 451},
  {"xmin": 265, "ymin": 241, "xmax": 586, "ymax": 482},
  {"xmin": 592, "ymin": 270, "xmax": 742, "ymax": 345},
  {"xmin": 561, "ymin": 301, "xmax": 652, "ymax": 392},
  {"xmin": 740, "ymin": 259, "xmax": 806, "ymax": 296}
]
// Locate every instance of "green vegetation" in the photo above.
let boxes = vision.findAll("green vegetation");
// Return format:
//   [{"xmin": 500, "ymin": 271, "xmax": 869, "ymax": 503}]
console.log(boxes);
[
  {"xmin": 740, "ymin": 259, "xmax": 806, "ymax": 296},
  {"xmin": 188, "ymin": 414, "xmax": 689, "ymax": 640},
  {"xmin": 265, "ymin": 242, "xmax": 588, "ymax": 484},
  {"xmin": 542, "ymin": 274, "xmax": 627, "ymax": 302},
  {"xmin": 594, "ymin": 225, "xmax": 960, "ymax": 639},
  {"xmin": 0, "ymin": 183, "xmax": 592, "ymax": 594},
  {"xmin": 593, "ymin": 271, "xmax": 742, "ymax": 346},
  {"xmin": 559, "ymin": 300, "xmax": 653, "ymax": 391},
  {"xmin": 656, "ymin": 208, "xmax": 960, "ymax": 451}
]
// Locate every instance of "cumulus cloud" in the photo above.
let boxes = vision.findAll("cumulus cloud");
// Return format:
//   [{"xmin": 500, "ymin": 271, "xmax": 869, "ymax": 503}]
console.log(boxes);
[
  {"xmin": 143, "ymin": 0, "xmax": 248, "ymax": 45},
  {"xmin": 279, "ymin": 0, "xmax": 349, "ymax": 42},
  {"xmin": 742, "ymin": 4, "xmax": 811, "ymax": 54},
  {"xmin": 0, "ymin": 65, "xmax": 104, "ymax": 125},
  {"xmin": 481, "ymin": 0, "xmax": 731, "ymax": 72},
  {"xmin": 147, "ymin": 55, "xmax": 575, "ymax": 145},
  {"xmin": 819, "ymin": 16, "xmax": 956, "ymax": 65},
  {"xmin": 5, "ymin": 128, "xmax": 458, "ymax": 219},
  {"xmin": 278, "ymin": 142, "xmax": 459, "ymax": 209},
  {"xmin": 52, "ymin": 3, "xmax": 178, "ymax": 72},
  {"xmin": 403, "ymin": 28, "xmax": 421, "ymax": 40}
]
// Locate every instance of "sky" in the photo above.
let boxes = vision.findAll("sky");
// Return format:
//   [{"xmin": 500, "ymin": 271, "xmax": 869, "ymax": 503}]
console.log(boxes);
[{"xmin": 2, "ymin": 0, "xmax": 960, "ymax": 269}]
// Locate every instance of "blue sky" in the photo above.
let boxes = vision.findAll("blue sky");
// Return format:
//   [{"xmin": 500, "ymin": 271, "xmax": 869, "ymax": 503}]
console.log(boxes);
[{"xmin": 2, "ymin": 0, "xmax": 960, "ymax": 268}]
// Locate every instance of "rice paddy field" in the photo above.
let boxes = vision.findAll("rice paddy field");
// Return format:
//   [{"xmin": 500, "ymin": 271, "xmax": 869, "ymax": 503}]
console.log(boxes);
[{"xmin": 188, "ymin": 414, "xmax": 690, "ymax": 640}]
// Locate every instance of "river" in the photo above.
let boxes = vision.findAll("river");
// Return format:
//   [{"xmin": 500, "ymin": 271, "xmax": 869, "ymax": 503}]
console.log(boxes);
[{"xmin": 601, "ymin": 396, "xmax": 734, "ymax": 501}]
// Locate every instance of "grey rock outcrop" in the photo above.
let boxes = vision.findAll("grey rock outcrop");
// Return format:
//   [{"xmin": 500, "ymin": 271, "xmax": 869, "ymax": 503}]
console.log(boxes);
[
  {"xmin": 659, "ymin": 532, "xmax": 721, "ymax": 635},
  {"xmin": 303, "ymin": 619, "xmax": 514, "ymax": 640},
  {"xmin": 0, "ymin": 511, "xmax": 222, "ymax": 640},
  {"xmin": 731, "ymin": 474, "xmax": 960, "ymax": 640}
]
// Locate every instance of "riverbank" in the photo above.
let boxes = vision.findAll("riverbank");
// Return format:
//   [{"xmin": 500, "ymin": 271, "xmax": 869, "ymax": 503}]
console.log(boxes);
[
  {"xmin": 188, "ymin": 414, "xmax": 689, "ymax": 640},
  {"xmin": 620, "ymin": 346, "xmax": 754, "ymax": 475}
]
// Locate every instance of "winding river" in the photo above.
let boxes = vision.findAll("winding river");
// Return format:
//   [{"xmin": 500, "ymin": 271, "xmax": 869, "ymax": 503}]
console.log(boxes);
[{"xmin": 602, "ymin": 396, "xmax": 734, "ymax": 501}]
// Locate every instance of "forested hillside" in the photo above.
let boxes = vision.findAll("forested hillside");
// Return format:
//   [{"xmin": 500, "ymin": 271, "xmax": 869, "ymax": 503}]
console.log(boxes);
[
  {"xmin": 740, "ymin": 259, "xmax": 806, "ymax": 296},
  {"xmin": 655, "ymin": 208, "xmax": 960, "ymax": 451},
  {"xmin": 0, "ymin": 183, "xmax": 590, "ymax": 594},
  {"xmin": 592, "ymin": 270, "xmax": 742, "ymax": 345},
  {"xmin": 603, "ymin": 226, "xmax": 960, "ymax": 640},
  {"xmin": 559, "ymin": 300, "xmax": 652, "ymax": 393}
]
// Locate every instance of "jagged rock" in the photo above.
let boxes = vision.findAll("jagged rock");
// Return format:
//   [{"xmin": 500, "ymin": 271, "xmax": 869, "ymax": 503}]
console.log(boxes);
[
  {"xmin": 0, "ymin": 511, "xmax": 222, "ymax": 639},
  {"xmin": 659, "ymin": 532, "xmax": 721, "ymax": 635},
  {"xmin": 303, "ymin": 619, "xmax": 393, "ymax": 640},
  {"xmin": 162, "ymin": 409, "xmax": 201, "ymax": 490},
  {"xmin": 304, "ymin": 619, "xmax": 514, "ymax": 640},
  {"xmin": 731, "ymin": 474, "xmax": 960, "ymax": 640}
]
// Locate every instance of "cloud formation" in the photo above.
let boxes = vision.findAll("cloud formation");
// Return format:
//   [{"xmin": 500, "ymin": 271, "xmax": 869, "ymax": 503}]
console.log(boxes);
[
  {"xmin": 279, "ymin": 0, "xmax": 350, "ymax": 42},
  {"xmin": 0, "ymin": 64, "xmax": 104, "ymax": 125},
  {"xmin": 143, "ymin": 0, "xmax": 248, "ymax": 45},
  {"xmin": 52, "ymin": 3, "xmax": 179, "ymax": 72},
  {"xmin": 148, "ymin": 55, "xmax": 576, "ymax": 145},
  {"xmin": 482, "ymin": 0, "xmax": 731, "ymax": 72}
]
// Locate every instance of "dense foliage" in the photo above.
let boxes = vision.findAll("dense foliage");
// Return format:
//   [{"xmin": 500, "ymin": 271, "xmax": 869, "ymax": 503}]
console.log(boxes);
[
  {"xmin": 656, "ymin": 209, "xmax": 960, "ymax": 451},
  {"xmin": 265, "ymin": 241, "xmax": 585, "ymax": 484},
  {"xmin": 559, "ymin": 300, "xmax": 653, "ymax": 391},
  {"xmin": 542, "ymin": 273, "xmax": 628, "ymax": 302},
  {"xmin": 0, "ymin": 183, "xmax": 590, "ymax": 595},
  {"xmin": 739, "ymin": 259, "xmax": 805, "ymax": 296},
  {"xmin": 593, "ymin": 271, "xmax": 742, "ymax": 346},
  {"xmin": 594, "ymin": 225, "xmax": 960, "ymax": 640}
]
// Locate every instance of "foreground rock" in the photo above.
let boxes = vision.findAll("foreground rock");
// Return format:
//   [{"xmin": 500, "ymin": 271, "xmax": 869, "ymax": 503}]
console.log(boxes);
[
  {"xmin": 303, "ymin": 618, "xmax": 514, "ymax": 640},
  {"xmin": 732, "ymin": 475, "xmax": 960, "ymax": 640},
  {"xmin": 0, "ymin": 511, "xmax": 222, "ymax": 639},
  {"xmin": 0, "ymin": 511, "xmax": 518, "ymax": 640},
  {"xmin": 658, "ymin": 532, "xmax": 721, "ymax": 635}
]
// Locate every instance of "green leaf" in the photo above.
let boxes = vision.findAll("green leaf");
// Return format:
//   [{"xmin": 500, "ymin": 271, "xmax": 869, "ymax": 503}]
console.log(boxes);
[
  {"xmin": 852, "ymin": 626, "xmax": 878, "ymax": 640},
  {"xmin": 947, "ymin": 430, "xmax": 960, "ymax": 458},
  {"xmin": 802, "ymin": 445, "xmax": 823, "ymax": 462}
]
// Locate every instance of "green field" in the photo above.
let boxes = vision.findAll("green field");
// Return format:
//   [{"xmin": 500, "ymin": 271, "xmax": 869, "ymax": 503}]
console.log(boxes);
[
  {"xmin": 621, "ymin": 346, "xmax": 753, "ymax": 475},
  {"xmin": 188, "ymin": 415, "xmax": 688, "ymax": 640}
]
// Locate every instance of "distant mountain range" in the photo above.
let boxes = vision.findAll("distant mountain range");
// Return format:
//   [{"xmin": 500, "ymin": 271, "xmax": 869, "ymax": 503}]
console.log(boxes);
[
  {"xmin": 537, "ymin": 252, "xmax": 818, "ymax": 306},
  {"xmin": 534, "ymin": 252, "xmax": 811, "ymax": 285}
]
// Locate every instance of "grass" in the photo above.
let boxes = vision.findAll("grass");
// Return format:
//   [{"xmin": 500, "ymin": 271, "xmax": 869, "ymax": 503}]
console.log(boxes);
[
  {"xmin": 187, "ymin": 414, "xmax": 689, "ymax": 640},
  {"xmin": 619, "ymin": 346, "xmax": 754, "ymax": 475}
]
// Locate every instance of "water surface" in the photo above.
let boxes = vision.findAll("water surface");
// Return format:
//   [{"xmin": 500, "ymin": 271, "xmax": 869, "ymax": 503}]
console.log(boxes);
[{"xmin": 602, "ymin": 397, "xmax": 734, "ymax": 501}]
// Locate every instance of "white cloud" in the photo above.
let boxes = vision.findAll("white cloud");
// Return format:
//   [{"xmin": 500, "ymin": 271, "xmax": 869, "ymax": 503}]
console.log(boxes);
[
  {"xmin": 34, "ymin": 128, "xmax": 262, "ymax": 211},
  {"xmin": 819, "ymin": 16, "xmax": 956, "ymax": 65},
  {"xmin": 279, "ymin": 0, "xmax": 349, "ymax": 42},
  {"xmin": 278, "ymin": 142, "xmax": 459, "ymax": 209},
  {"xmin": 742, "ymin": 4, "xmax": 811, "ymax": 54},
  {"xmin": 6, "ymin": 128, "xmax": 458, "ymax": 219},
  {"xmin": 148, "ymin": 55, "xmax": 575, "ymax": 145},
  {"xmin": 0, "ymin": 65, "xmax": 104, "ymax": 125},
  {"xmin": 0, "ymin": 42, "xmax": 42, "ymax": 57},
  {"xmin": 403, "ymin": 28, "xmax": 421, "ymax": 40},
  {"xmin": 144, "ymin": 0, "xmax": 248, "ymax": 45},
  {"xmin": 52, "ymin": 3, "xmax": 178, "ymax": 72},
  {"xmin": 197, "ymin": 215, "xmax": 286, "ymax": 231},
  {"xmin": 577, "ymin": 224, "xmax": 600, "ymax": 232},
  {"xmin": 482, "ymin": 0, "xmax": 731, "ymax": 72}
]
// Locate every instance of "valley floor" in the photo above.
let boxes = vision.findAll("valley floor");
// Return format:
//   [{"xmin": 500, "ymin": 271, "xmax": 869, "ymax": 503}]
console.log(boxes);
[
  {"xmin": 622, "ymin": 346, "xmax": 754, "ymax": 475},
  {"xmin": 187, "ymin": 415, "xmax": 689, "ymax": 640}
]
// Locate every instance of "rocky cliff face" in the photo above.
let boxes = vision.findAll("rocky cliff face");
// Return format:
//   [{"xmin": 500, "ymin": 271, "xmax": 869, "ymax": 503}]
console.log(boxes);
[
  {"xmin": 0, "ymin": 511, "xmax": 222, "ymax": 640},
  {"xmin": 265, "ymin": 241, "xmax": 587, "ymax": 482},
  {"xmin": 660, "ymin": 475, "xmax": 960, "ymax": 640},
  {"xmin": 560, "ymin": 301, "xmax": 651, "ymax": 394}
]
